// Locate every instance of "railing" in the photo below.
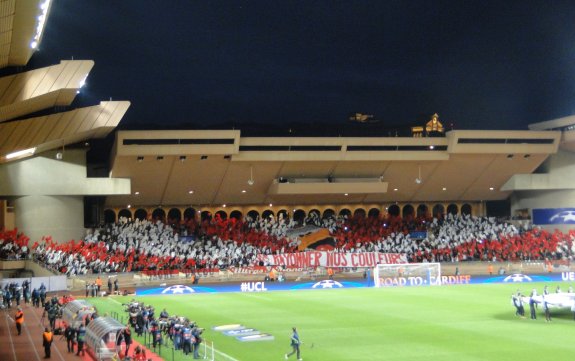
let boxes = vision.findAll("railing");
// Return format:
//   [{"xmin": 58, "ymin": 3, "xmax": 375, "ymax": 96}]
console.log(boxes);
[{"xmin": 108, "ymin": 311, "xmax": 237, "ymax": 361}]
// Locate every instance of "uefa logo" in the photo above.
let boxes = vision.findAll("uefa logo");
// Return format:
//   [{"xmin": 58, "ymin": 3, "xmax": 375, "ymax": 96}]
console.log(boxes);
[
  {"xmin": 161, "ymin": 285, "xmax": 195, "ymax": 294},
  {"xmin": 503, "ymin": 274, "xmax": 533, "ymax": 283},
  {"xmin": 549, "ymin": 210, "xmax": 575, "ymax": 223},
  {"xmin": 312, "ymin": 280, "xmax": 344, "ymax": 289}
]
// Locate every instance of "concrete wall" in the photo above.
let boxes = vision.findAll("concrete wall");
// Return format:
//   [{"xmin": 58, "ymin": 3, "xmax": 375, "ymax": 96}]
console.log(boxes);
[
  {"xmin": 538, "ymin": 148, "xmax": 575, "ymax": 176},
  {"xmin": 510, "ymin": 149, "xmax": 575, "ymax": 231},
  {"xmin": 0, "ymin": 148, "xmax": 130, "ymax": 243},
  {"xmin": 25, "ymin": 260, "xmax": 59, "ymax": 277},
  {"xmin": 15, "ymin": 194, "xmax": 85, "ymax": 242},
  {"xmin": 0, "ymin": 260, "xmax": 56, "ymax": 279},
  {"xmin": 511, "ymin": 189, "xmax": 575, "ymax": 212},
  {"xmin": 0, "ymin": 149, "xmax": 129, "ymax": 197}
]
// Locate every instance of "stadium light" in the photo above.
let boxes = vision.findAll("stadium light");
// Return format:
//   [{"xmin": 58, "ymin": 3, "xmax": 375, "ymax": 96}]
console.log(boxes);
[
  {"xmin": 248, "ymin": 165, "xmax": 255, "ymax": 185},
  {"xmin": 6, "ymin": 147, "xmax": 36, "ymax": 160},
  {"xmin": 30, "ymin": 0, "xmax": 52, "ymax": 49},
  {"xmin": 415, "ymin": 165, "xmax": 422, "ymax": 184}
]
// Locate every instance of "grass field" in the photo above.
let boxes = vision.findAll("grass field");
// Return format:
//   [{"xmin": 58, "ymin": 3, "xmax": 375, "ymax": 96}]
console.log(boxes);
[{"xmin": 89, "ymin": 282, "xmax": 575, "ymax": 361}]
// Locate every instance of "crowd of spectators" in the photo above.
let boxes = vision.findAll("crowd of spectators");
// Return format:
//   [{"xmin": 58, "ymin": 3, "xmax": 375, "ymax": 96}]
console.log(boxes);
[
  {"xmin": 0, "ymin": 229, "xmax": 30, "ymax": 260},
  {"xmin": 22, "ymin": 212, "xmax": 575, "ymax": 276}
]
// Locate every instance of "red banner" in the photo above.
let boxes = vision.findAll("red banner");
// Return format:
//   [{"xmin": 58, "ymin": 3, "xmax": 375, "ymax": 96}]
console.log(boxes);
[{"xmin": 260, "ymin": 252, "xmax": 407, "ymax": 268}]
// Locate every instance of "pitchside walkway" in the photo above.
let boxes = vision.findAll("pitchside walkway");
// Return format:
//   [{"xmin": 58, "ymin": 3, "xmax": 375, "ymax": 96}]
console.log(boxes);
[{"xmin": 0, "ymin": 301, "xmax": 162, "ymax": 361}]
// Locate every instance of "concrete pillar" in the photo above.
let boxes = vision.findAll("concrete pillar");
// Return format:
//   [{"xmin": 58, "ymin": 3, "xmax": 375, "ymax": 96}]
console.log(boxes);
[
  {"xmin": 0, "ymin": 149, "xmax": 130, "ymax": 244},
  {"xmin": 15, "ymin": 195, "xmax": 85, "ymax": 242}
]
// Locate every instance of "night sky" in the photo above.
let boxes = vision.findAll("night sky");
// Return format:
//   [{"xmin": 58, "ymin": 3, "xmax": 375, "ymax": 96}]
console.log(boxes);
[{"xmin": 27, "ymin": 0, "xmax": 575, "ymax": 132}]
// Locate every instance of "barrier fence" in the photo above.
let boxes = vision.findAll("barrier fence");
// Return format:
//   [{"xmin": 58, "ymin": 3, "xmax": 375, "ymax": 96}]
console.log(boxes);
[{"xmin": 108, "ymin": 311, "xmax": 237, "ymax": 361}]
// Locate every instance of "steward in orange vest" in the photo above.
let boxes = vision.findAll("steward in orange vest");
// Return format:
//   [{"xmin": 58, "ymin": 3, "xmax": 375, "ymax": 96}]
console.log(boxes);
[
  {"xmin": 43, "ymin": 327, "xmax": 53, "ymax": 358},
  {"xmin": 14, "ymin": 307, "xmax": 24, "ymax": 336},
  {"xmin": 95, "ymin": 276, "xmax": 103, "ymax": 294}
]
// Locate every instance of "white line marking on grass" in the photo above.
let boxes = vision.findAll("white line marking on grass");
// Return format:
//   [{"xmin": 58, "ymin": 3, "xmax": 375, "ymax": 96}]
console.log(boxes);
[
  {"xmin": 212, "ymin": 347, "xmax": 241, "ymax": 361},
  {"xmin": 107, "ymin": 296, "xmax": 240, "ymax": 360},
  {"xmin": 108, "ymin": 297, "xmax": 122, "ymax": 305}
]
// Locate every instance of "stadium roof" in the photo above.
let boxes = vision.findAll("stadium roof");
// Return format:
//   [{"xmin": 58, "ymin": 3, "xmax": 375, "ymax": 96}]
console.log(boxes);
[
  {"xmin": 529, "ymin": 114, "xmax": 575, "ymax": 154},
  {"xmin": 1, "ymin": 2, "xmax": 565, "ymax": 211},
  {"xmin": 0, "ymin": 0, "xmax": 50, "ymax": 67},
  {"xmin": 107, "ymin": 129, "xmax": 561, "ymax": 208},
  {"xmin": 0, "ymin": 1, "xmax": 130, "ymax": 163}
]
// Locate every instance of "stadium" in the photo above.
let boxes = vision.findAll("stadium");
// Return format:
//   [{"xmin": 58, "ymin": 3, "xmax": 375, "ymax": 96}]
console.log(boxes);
[{"xmin": 1, "ymin": 2, "xmax": 575, "ymax": 361}]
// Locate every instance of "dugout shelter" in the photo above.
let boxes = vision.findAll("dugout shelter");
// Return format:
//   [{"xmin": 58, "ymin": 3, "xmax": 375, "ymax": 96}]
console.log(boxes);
[
  {"xmin": 85, "ymin": 316, "xmax": 126, "ymax": 361},
  {"xmin": 61, "ymin": 299, "xmax": 96, "ymax": 329}
]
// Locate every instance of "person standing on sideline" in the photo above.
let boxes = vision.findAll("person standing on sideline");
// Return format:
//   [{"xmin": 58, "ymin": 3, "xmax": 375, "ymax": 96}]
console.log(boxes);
[
  {"xmin": 108, "ymin": 277, "xmax": 113, "ymax": 295},
  {"xmin": 64, "ymin": 323, "xmax": 75, "ymax": 353},
  {"xmin": 182, "ymin": 325, "xmax": 193, "ymax": 355},
  {"xmin": 95, "ymin": 276, "xmax": 102, "ymax": 295},
  {"xmin": 529, "ymin": 289, "xmax": 537, "ymax": 320},
  {"xmin": 32, "ymin": 288, "xmax": 40, "ymax": 307},
  {"xmin": 43, "ymin": 327, "xmax": 53, "ymax": 358},
  {"xmin": 285, "ymin": 327, "xmax": 302, "ymax": 360},
  {"xmin": 511, "ymin": 291, "xmax": 525, "ymax": 317},
  {"xmin": 76, "ymin": 324, "xmax": 86, "ymax": 356},
  {"xmin": 511, "ymin": 294, "xmax": 521, "ymax": 316},
  {"xmin": 516, "ymin": 292, "xmax": 525, "ymax": 317},
  {"xmin": 124, "ymin": 323, "xmax": 133, "ymax": 356},
  {"xmin": 543, "ymin": 295, "xmax": 551, "ymax": 322},
  {"xmin": 115, "ymin": 324, "xmax": 124, "ymax": 355},
  {"xmin": 15, "ymin": 306, "xmax": 24, "ymax": 335}
]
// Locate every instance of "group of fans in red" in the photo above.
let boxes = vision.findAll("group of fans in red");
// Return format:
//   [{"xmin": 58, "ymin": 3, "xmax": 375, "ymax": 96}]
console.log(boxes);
[{"xmin": 0, "ymin": 213, "xmax": 573, "ymax": 278}]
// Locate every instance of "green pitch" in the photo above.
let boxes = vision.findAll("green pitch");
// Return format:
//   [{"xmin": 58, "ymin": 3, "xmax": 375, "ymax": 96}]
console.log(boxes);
[{"xmin": 89, "ymin": 283, "xmax": 575, "ymax": 361}]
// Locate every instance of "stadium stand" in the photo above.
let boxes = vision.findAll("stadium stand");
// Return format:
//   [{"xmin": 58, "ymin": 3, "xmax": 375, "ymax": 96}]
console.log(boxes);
[{"xmin": 27, "ymin": 213, "xmax": 574, "ymax": 277}]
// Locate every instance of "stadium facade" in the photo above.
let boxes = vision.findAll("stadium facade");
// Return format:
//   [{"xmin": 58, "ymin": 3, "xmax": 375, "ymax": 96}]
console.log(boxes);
[{"xmin": 1, "ymin": 1, "xmax": 575, "ymax": 242}]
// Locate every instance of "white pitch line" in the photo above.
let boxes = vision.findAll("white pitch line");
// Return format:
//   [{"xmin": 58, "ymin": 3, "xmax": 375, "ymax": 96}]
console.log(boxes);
[
  {"xmin": 108, "ymin": 297, "xmax": 122, "ymax": 305},
  {"xmin": 50, "ymin": 327, "xmax": 67, "ymax": 361},
  {"xmin": 28, "ymin": 304, "xmax": 66, "ymax": 361},
  {"xmin": 107, "ymin": 297, "xmax": 240, "ymax": 360},
  {"xmin": 212, "ymin": 346, "xmax": 242, "ymax": 361},
  {"xmin": 23, "ymin": 309, "xmax": 42, "ymax": 361},
  {"xmin": 4, "ymin": 313, "xmax": 18, "ymax": 361}
]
